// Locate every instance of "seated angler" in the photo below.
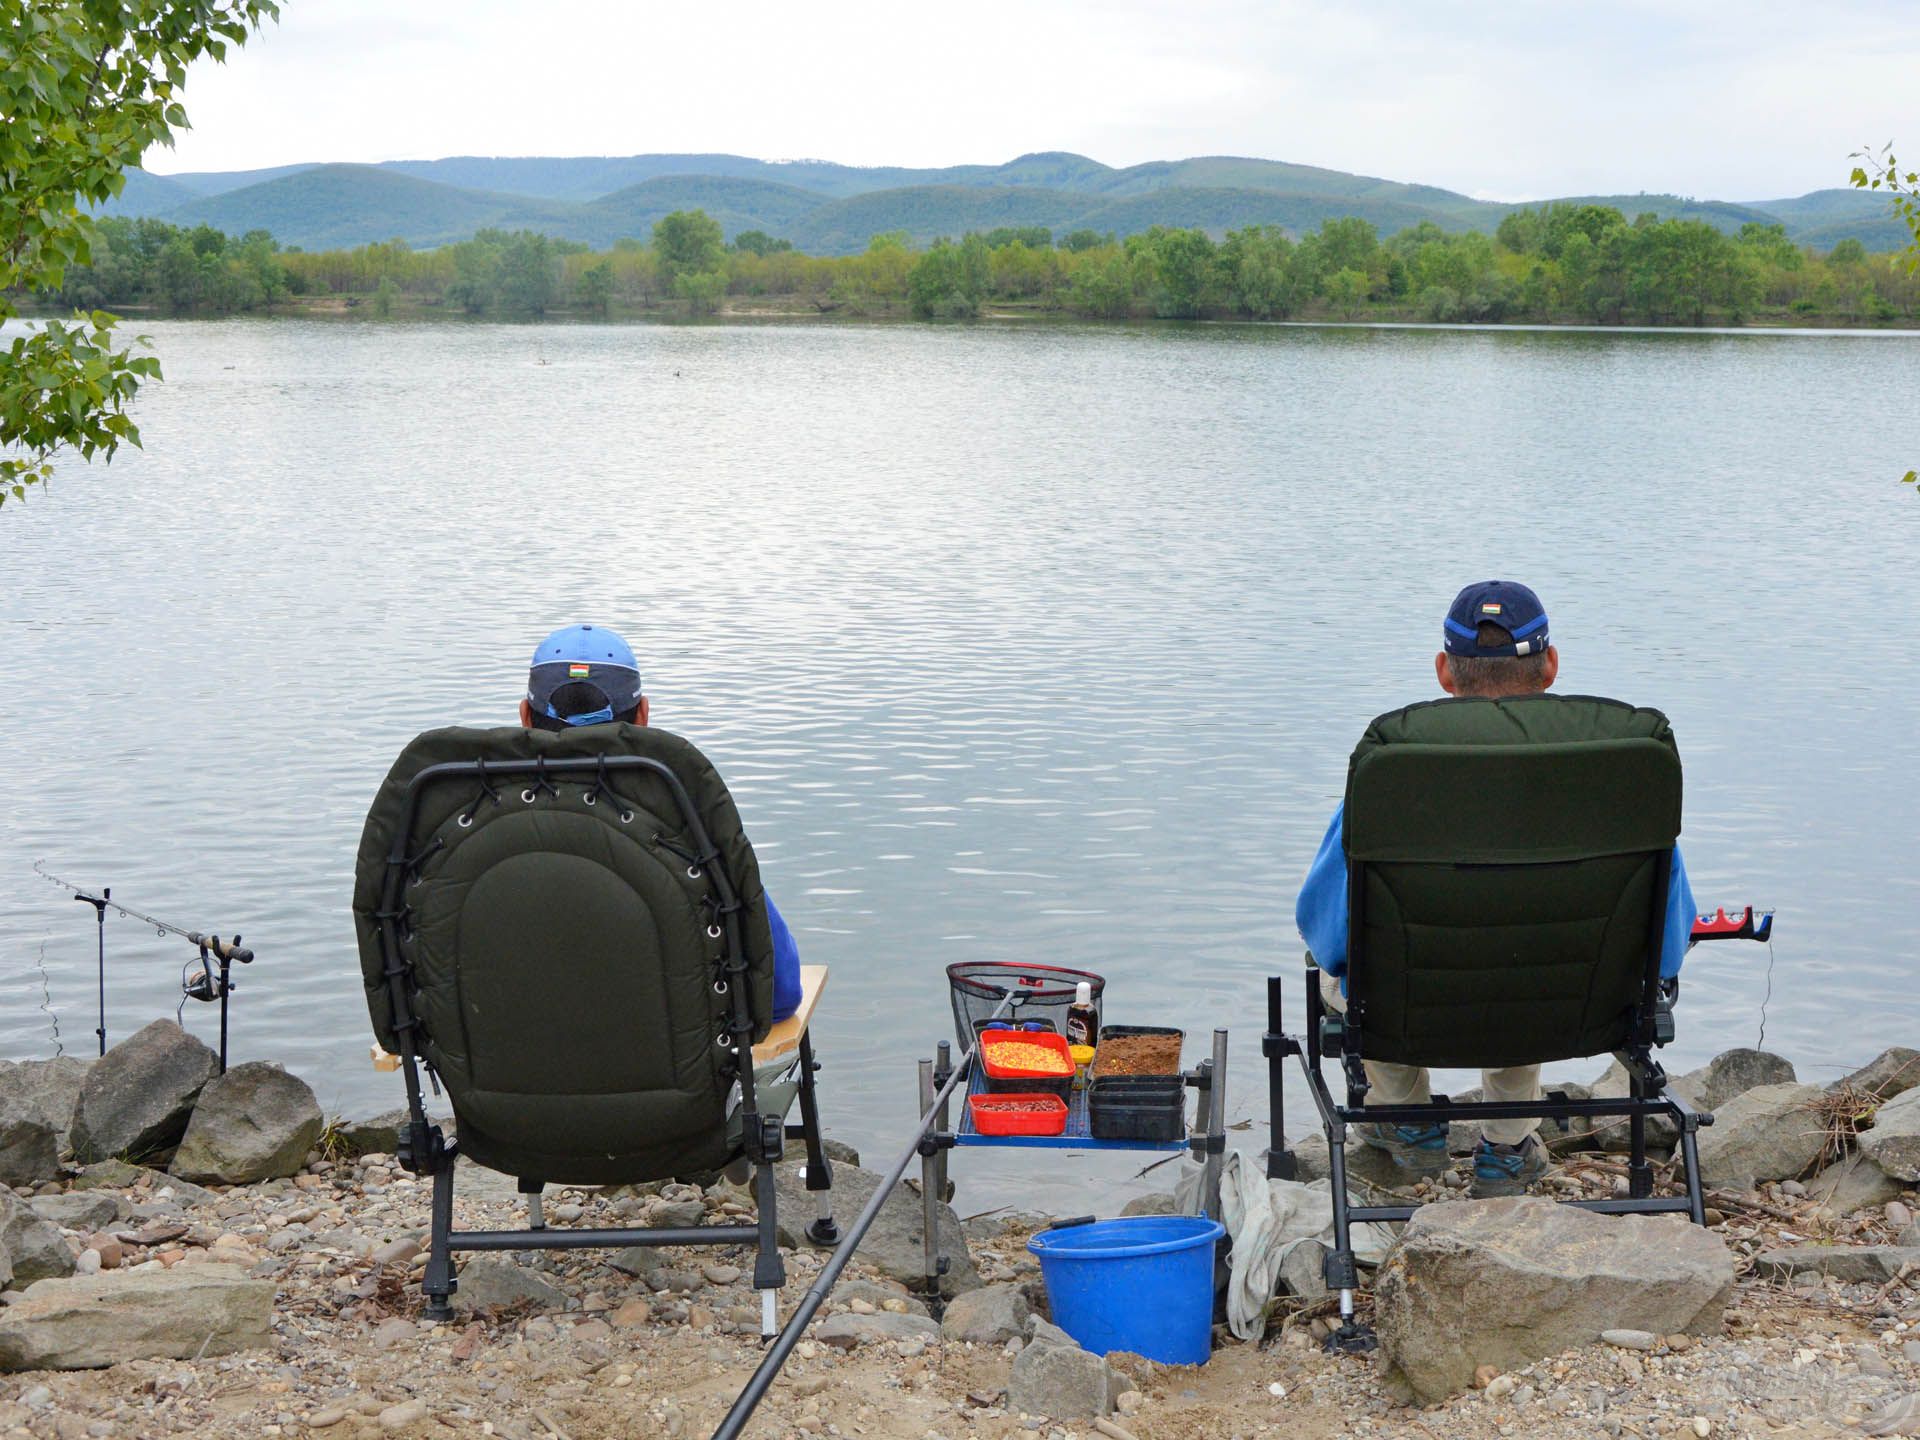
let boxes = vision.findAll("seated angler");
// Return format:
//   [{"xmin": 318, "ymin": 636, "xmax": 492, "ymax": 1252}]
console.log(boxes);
[
  {"xmin": 520, "ymin": 622, "xmax": 803, "ymax": 1022},
  {"xmin": 1292, "ymin": 581, "xmax": 1697, "ymax": 1197}
]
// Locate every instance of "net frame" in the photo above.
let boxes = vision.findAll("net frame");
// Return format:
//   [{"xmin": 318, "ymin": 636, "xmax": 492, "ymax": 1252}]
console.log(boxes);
[{"xmin": 945, "ymin": 962, "xmax": 1106, "ymax": 1049}]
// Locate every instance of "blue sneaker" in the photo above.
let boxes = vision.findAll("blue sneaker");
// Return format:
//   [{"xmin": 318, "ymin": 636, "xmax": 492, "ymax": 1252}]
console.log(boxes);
[
  {"xmin": 1471, "ymin": 1134, "xmax": 1550, "ymax": 1198},
  {"xmin": 1352, "ymin": 1120, "xmax": 1450, "ymax": 1173}
]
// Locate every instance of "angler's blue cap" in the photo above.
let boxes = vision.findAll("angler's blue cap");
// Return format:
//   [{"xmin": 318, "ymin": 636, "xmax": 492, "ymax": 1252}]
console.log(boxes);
[
  {"xmin": 1443, "ymin": 581, "xmax": 1551, "ymax": 658},
  {"xmin": 526, "ymin": 623, "xmax": 642, "ymax": 727}
]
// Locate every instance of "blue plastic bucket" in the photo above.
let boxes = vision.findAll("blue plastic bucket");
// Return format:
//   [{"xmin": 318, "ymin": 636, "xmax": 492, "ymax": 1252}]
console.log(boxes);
[{"xmin": 1027, "ymin": 1215, "xmax": 1225, "ymax": 1365}]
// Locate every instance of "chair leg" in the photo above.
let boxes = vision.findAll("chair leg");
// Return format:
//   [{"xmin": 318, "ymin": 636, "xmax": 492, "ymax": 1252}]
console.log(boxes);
[
  {"xmin": 518, "ymin": 1178, "xmax": 545, "ymax": 1230},
  {"xmin": 796, "ymin": 1032, "xmax": 839, "ymax": 1244},
  {"xmin": 1677, "ymin": 1123, "xmax": 1707, "ymax": 1224},
  {"xmin": 422, "ymin": 1161, "xmax": 457, "ymax": 1322},
  {"xmin": 1628, "ymin": 1074, "xmax": 1654, "ymax": 1200},
  {"xmin": 1322, "ymin": 1122, "xmax": 1376, "ymax": 1354},
  {"xmin": 750, "ymin": 1159, "xmax": 785, "ymax": 1343}
]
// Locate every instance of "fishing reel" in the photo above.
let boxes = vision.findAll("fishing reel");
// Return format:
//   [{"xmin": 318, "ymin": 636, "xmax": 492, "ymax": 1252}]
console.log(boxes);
[{"xmin": 181, "ymin": 935, "xmax": 253, "ymax": 1003}]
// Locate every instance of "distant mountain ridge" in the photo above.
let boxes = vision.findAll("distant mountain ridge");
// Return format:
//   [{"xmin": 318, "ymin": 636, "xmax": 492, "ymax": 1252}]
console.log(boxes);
[{"xmin": 105, "ymin": 150, "xmax": 1912, "ymax": 254}]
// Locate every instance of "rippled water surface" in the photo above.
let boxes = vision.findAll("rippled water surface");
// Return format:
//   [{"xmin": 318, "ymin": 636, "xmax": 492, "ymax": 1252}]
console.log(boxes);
[{"xmin": 4, "ymin": 317, "xmax": 1917, "ymax": 1209}]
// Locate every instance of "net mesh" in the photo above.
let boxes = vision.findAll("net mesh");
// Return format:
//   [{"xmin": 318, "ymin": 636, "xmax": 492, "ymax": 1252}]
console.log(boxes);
[{"xmin": 946, "ymin": 962, "xmax": 1105, "ymax": 1048}]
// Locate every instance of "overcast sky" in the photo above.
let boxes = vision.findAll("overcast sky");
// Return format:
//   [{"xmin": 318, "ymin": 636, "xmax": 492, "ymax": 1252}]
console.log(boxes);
[{"xmin": 156, "ymin": 1, "xmax": 1918, "ymax": 201}]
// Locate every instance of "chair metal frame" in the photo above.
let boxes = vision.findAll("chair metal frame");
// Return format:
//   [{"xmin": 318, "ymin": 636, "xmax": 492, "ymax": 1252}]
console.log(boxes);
[
  {"xmin": 1264, "ymin": 846, "xmax": 1714, "ymax": 1351},
  {"xmin": 370, "ymin": 754, "xmax": 838, "ymax": 1334}
]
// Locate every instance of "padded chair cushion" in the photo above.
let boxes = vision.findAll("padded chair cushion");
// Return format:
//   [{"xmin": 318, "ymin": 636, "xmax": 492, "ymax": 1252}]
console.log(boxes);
[
  {"xmin": 1341, "ymin": 695, "xmax": 1681, "ymax": 1070},
  {"xmin": 352, "ymin": 725, "xmax": 776, "ymax": 1183}
]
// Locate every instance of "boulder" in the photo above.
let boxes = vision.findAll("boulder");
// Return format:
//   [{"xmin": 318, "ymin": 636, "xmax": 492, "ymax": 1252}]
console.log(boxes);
[
  {"xmin": 1832, "ymin": 1049, "xmax": 1920, "ymax": 1104},
  {"xmin": 1280, "ymin": 1131, "xmax": 1421, "ymax": 1201},
  {"xmin": 814, "ymin": 1312, "xmax": 941, "ymax": 1348},
  {"xmin": 68, "ymin": 1021, "xmax": 218, "ymax": 1165},
  {"xmin": 0, "ymin": 1117, "xmax": 58, "ymax": 1191},
  {"xmin": 0, "ymin": 1264, "xmax": 270, "ymax": 1369},
  {"xmin": 333, "ymin": 1108, "xmax": 455, "ymax": 1159},
  {"xmin": 1118, "ymin": 1192, "xmax": 1180, "ymax": 1217},
  {"xmin": 1578, "ymin": 1051, "xmax": 1796, "ymax": 1153},
  {"xmin": 0, "ymin": 1192, "xmax": 76, "ymax": 1288},
  {"xmin": 27, "ymin": 1193, "xmax": 122, "ymax": 1233},
  {"xmin": 1752, "ymin": 1246, "xmax": 1920, "ymax": 1285},
  {"xmin": 170, "ymin": 1062, "xmax": 324, "ymax": 1184},
  {"xmin": 940, "ymin": 1282, "xmax": 1030, "ymax": 1344},
  {"xmin": 771, "ymin": 1158, "xmax": 978, "ymax": 1295},
  {"xmin": 0, "ymin": 1057, "xmax": 91, "ymax": 1151},
  {"xmin": 1372, "ymin": 1197, "xmax": 1733, "ymax": 1403},
  {"xmin": 1007, "ymin": 1338, "xmax": 1120, "ymax": 1420},
  {"xmin": 1693, "ymin": 1083, "xmax": 1828, "ymax": 1188},
  {"xmin": 1807, "ymin": 1152, "xmax": 1907, "ymax": 1216},
  {"xmin": 0, "ymin": 1057, "xmax": 93, "ymax": 1189},
  {"xmin": 450, "ymin": 1257, "xmax": 571, "ymax": 1314},
  {"xmin": 1860, "ymin": 1088, "xmax": 1920, "ymax": 1183}
]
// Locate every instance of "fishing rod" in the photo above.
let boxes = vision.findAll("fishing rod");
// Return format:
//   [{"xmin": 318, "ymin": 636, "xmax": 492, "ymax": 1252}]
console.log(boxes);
[
  {"xmin": 709, "ymin": 984, "xmax": 1022, "ymax": 1440},
  {"xmin": 34, "ymin": 862, "xmax": 256, "ymax": 1071}
]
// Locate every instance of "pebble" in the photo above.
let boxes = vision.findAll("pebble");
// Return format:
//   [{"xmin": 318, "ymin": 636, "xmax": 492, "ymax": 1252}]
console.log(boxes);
[
  {"xmin": 372, "ymin": 1317, "xmax": 418, "ymax": 1350},
  {"xmin": 1472, "ymin": 1363, "xmax": 1500, "ymax": 1389},
  {"xmin": 377, "ymin": 1398, "xmax": 428, "ymax": 1429},
  {"xmin": 1485, "ymin": 1375, "xmax": 1516, "ymax": 1400},
  {"xmin": 1690, "ymin": 1419, "xmax": 1712, "ymax": 1438},
  {"xmin": 1117, "ymin": 1390, "xmax": 1145, "ymax": 1415},
  {"xmin": 305, "ymin": 1406, "xmax": 350, "ymax": 1428},
  {"xmin": 552, "ymin": 1203, "xmax": 584, "ymax": 1223},
  {"xmin": 703, "ymin": 1263, "xmax": 742, "ymax": 1285},
  {"xmin": 1904, "ymin": 1340, "xmax": 1920, "ymax": 1365},
  {"xmin": 372, "ymin": 1237, "xmax": 422, "ymax": 1267},
  {"xmin": 1888, "ymin": 1201, "xmax": 1915, "ymax": 1231},
  {"xmin": 1602, "ymin": 1329, "xmax": 1660, "ymax": 1351},
  {"xmin": 611, "ymin": 1299, "xmax": 652, "ymax": 1327}
]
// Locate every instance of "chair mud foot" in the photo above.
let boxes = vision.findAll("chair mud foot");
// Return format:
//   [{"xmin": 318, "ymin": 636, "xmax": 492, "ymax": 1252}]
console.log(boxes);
[
  {"xmin": 806, "ymin": 1189, "xmax": 839, "ymax": 1246},
  {"xmin": 1325, "ymin": 1319, "xmax": 1378, "ymax": 1355}
]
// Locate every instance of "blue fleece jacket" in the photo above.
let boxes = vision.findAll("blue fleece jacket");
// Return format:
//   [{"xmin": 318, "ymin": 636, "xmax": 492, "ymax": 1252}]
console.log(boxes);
[
  {"xmin": 767, "ymin": 896, "xmax": 801, "ymax": 1021},
  {"xmin": 1294, "ymin": 802, "xmax": 1695, "ymax": 991}
]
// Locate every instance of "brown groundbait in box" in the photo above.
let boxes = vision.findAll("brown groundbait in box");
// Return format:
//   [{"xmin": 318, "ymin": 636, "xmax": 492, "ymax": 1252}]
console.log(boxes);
[{"xmin": 1095, "ymin": 1026, "xmax": 1184, "ymax": 1076}]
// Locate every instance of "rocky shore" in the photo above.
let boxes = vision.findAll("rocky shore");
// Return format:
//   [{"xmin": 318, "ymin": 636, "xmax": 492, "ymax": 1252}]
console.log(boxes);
[{"xmin": 2, "ymin": 1022, "xmax": 1918, "ymax": 1440}]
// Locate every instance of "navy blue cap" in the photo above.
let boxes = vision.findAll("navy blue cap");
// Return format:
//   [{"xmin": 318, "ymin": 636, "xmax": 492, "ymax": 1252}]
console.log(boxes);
[
  {"xmin": 1443, "ymin": 581, "xmax": 1551, "ymax": 658},
  {"xmin": 527, "ymin": 623, "xmax": 642, "ymax": 726}
]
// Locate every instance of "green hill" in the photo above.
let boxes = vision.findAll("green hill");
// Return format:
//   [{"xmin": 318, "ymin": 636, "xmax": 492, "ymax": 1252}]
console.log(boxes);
[
  {"xmin": 561, "ymin": 175, "xmax": 827, "ymax": 247},
  {"xmin": 117, "ymin": 151, "xmax": 1913, "ymax": 255},
  {"xmin": 166, "ymin": 164, "xmax": 570, "ymax": 249}
]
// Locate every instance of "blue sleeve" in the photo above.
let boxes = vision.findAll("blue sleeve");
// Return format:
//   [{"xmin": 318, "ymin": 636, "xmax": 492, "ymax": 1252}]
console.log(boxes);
[
  {"xmin": 766, "ymin": 895, "xmax": 802, "ymax": 1021},
  {"xmin": 1660, "ymin": 845, "xmax": 1696, "ymax": 980},
  {"xmin": 1294, "ymin": 804, "xmax": 1350, "ymax": 983}
]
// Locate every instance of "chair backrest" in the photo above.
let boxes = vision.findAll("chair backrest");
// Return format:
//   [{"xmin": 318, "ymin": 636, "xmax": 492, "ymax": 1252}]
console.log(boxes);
[
  {"xmin": 1342, "ymin": 694, "xmax": 1681, "ymax": 1070},
  {"xmin": 352, "ymin": 724, "xmax": 776, "ymax": 1184}
]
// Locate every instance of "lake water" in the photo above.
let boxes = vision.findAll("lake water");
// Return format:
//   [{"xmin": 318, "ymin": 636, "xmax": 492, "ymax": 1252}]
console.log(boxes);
[{"xmin": 4, "ymin": 316, "xmax": 1917, "ymax": 1211}]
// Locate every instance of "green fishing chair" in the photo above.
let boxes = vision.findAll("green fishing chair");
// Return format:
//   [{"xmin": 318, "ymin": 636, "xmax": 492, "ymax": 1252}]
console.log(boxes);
[
  {"xmin": 1264, "ymin": 695, "xmax": 1713, "ymax": 1350},
  {"xmin": 352, "ymin": 723, "xmax": 838, "ymax": 1333}
]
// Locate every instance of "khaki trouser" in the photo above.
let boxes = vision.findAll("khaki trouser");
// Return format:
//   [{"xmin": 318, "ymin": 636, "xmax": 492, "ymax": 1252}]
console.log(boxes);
[{"xmin": 1319, "ymin": 972, "xmax": 1539, "ymax": 1146}]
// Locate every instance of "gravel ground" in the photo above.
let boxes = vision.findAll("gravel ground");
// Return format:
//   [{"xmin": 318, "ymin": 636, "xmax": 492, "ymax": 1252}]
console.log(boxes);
[{"xmin": 3, "ymin": 1152, "xmax": 1917, "ymax": 1440}]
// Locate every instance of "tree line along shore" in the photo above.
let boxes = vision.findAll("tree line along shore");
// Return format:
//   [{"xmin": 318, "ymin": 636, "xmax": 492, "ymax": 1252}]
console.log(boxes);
[{"xmin": 19, "ymin": 202, "xmax": 1920, "ymax": 329}]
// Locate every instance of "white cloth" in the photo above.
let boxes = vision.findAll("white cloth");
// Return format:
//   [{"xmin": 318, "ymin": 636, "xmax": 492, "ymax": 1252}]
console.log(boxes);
[{"xmin": 1177, "ymin": 1149, "xmax": 1394, "ymax": 1340}]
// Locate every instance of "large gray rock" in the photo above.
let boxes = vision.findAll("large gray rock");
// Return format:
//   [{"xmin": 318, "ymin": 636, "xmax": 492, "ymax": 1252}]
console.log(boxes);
[
  {"xmin": 0, "ymin": 1116, "xmax": 58, "ymax": 1191},
  {"xmin": 0, "ymin": 1264, "xmax": 271, "ymax": 1370},
  {"xmin": 69, "ymin": 1021, "xmax": 218, "ymax": 1165},
  {"xmin": 814, "ymin": 1311, "xmax": 941, "ymax": 1348},
  {"xmin": 333, "ymin": 1108, "xmax": 455, "ymax": 1159},
  {"xmin": 1694, "ymin": 1083, "xmax": 1829, "ymax": 1188},
  {"xmin": 170, "ymin": 1062, "xmax": 324, "ymax": 1184},
  {"xmin": 1373, "ymin": 1197, "xmax": 1733, "ymax": 1404},
  {"xmin": 939, "ymin": 1282, "xmax": 1030, "ymax": 1344},
  {"xmin": 1752, "ymin": 1246, "xmax": 1920, "ymax": 1285},
  {"xmin": 1007, "ymin": 1338, "xmax": 1119, "ymax": 1420},
  {"xmin": 1578, "ymin": 1051, "xmax": 1796, "ymax": 1153},
  {"xmin": 0, "ymin": 1057, "xmax": 91, "ymax": 1151},
  {"xmin": 0, "ymin": 1191, "xmax": 76, "ymax": 1288},
  {"xmin": 28, "ymin": 1192, "xmax": 123, "ymax": 1233},
  {"xmin": 450, "ymin": 1257, "xmax": 571, "ymax": 1314},
  {"xmin": 1861, "ymin": 1088, "xmax": 1920, "ymax": 1183},
  {"xmin": 0, "ymin": 1057, "xmax": 92, "ymax": 1187},
  {"xmin": 1832, "ymin": 1049, "xmax": 1920, "ymax": 1104},
  {"xmin": 1807, "ymin": 1152, "xmax": 1908, "ymax": 1216},
  {"xmin": 771, "ymin": 1158, "xmax": 978, "ymax": 1296}
]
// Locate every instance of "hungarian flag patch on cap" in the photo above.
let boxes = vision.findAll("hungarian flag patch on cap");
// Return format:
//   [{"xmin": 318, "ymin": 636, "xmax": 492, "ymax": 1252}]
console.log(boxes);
[{"xmin": 568, "ymin": 662, "xmax": 591, "ymax": 679}]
